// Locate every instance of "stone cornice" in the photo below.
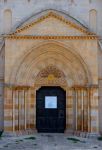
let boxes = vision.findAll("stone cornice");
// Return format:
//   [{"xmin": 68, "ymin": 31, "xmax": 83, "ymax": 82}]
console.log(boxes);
[
  {"xmin": 5, "ymin": 84, "xmax": 99, "ymax": 90},
  {"xmin": 73, "ymin": 84, "xmax": 99, "ymax": 89},
  {"xmin": 5, "ymin": 35, "xmax": 98, "ymax": 40}
]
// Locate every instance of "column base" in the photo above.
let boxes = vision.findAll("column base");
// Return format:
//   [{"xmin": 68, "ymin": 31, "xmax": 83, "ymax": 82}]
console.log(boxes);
[
  {"xmin": 3, "ymin": 129, "xmax": 38, "ymax": 137},
  {"xmin": 65, "ymin": 129, "xmax": 100, "ymax": 138},
  {"xmin": 87, "ymin": 133, "xmax": 100, "ymax": 138}
]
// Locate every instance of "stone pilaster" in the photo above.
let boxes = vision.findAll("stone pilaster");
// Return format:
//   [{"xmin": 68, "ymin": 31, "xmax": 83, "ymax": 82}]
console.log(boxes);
[{"xmin": 90, "ymin": 86, "xmax": 99, "ymax": 133}]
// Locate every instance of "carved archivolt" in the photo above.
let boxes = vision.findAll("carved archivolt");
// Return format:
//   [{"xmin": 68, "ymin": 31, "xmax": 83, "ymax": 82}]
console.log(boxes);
[{"xmin": 9, "ymin": 42, "xmax": 91, "ymax": 87}]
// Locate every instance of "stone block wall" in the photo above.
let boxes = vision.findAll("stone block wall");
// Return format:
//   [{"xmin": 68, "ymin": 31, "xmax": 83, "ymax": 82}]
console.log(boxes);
[{"xmin": 0, "ymin": 0, "xmax": 102, "ymax": 35}]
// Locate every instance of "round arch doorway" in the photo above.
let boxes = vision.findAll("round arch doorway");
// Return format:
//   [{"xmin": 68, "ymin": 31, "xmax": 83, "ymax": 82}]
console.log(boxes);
[{"xmin": 36, "ymin": 86, "xmax": 66, "ymax": 133}]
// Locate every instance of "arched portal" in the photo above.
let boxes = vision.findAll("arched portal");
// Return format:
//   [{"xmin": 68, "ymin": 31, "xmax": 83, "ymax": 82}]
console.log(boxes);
[
  {"xmin": 9, "ymin": 42, "xmax": 91, "ymax": 86},
  {"xmin": 35, "ymin": 66, "xmax": 67, "ymax": 133},
  {"xmin": 4, "ymin": 42, "xmax": 99, "ymax": 134}
]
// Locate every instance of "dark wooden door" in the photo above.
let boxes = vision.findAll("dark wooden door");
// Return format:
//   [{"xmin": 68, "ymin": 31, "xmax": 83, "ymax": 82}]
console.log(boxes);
[{"xmin": 36, "ymin": 86, "xmax": 66, "ymax": 133}]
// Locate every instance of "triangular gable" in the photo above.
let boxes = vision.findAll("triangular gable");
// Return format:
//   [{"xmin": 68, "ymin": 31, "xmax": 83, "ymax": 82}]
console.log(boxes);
[{"xmin": 11, "ymin": 10, "xmax": 95, "ymax": 36}]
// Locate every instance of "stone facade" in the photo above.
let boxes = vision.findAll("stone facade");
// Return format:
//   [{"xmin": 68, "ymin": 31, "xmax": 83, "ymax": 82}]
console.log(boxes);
[{"xmin": 0, "ymin": 0, "xmax": 102, "ymax": 135}]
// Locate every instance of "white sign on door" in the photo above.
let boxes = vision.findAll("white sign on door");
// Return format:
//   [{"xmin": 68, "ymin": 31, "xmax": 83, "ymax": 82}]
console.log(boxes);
[{"xmin": 45, "ymin": 96, "xmax": 57, "ymax": 109}]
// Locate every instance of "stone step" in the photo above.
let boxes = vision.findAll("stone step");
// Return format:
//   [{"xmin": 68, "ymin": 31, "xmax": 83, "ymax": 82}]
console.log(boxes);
[
  {"xmin": 3, "ymin": 129, "xmax": 37, "ymax": 137},
  {"xmin": 65, "ymin": 130, "xmax": 99, "ymax": 138}
]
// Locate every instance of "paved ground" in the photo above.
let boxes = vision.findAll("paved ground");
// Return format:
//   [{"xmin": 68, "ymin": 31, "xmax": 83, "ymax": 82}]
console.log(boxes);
[{"xmin": 0, "ymin": 133, "xmax": 102, "ymax": 150}]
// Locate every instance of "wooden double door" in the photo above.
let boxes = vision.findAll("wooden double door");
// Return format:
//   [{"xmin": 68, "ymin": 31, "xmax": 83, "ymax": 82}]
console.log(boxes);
[{"xmin": 36, "ymin": 86, "xmax": 66, "ymax": 133}]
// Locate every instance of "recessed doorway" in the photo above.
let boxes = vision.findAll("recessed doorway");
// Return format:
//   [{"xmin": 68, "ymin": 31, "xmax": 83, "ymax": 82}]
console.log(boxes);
[{"xmin": 36, "ymin": 86, "xmax": 66, "ymax": 133}]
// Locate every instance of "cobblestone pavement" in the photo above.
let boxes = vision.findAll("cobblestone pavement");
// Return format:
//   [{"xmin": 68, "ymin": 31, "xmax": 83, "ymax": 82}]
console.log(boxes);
[{"xmin": 0, "ymin": 133, "xmax": 102, "ymax": 150}]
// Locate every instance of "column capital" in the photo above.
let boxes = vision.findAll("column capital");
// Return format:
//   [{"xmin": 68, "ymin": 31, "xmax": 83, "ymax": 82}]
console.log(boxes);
[
  {"xmin": 4, "ymin": 84, "xmax": 32, "ymax": 90},
  {"xmin": 85, "ymin": 84, "xmax": 99, "ymax": 89},
  {"xmin": 72, "ymin": 84, "xmax": 99, "ymax": 90}
]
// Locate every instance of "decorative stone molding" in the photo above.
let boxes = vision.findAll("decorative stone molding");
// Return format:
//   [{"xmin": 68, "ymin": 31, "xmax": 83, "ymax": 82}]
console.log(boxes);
[
  {"xmin": 6, "ymin": 35, "xmax": 98, "ymax": 40},
  {"xmin": 37, "ymin": 65, "xmax": 65, "ymax": 78}
]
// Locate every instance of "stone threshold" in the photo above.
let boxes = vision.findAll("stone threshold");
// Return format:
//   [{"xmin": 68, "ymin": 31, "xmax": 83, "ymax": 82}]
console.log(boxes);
[
  {"xmin": 65, "ymin": 130, "xmax": 100, "ymax": 138},
  {"xmin": 2, "ymin": 129, "xmax": 100, "ymax": 139}
]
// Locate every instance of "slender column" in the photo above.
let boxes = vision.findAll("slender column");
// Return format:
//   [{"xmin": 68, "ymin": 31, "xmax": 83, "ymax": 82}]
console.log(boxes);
[
  {"xmin": 21, "ymin": 90, "xmax": 24, "ymax": 130},
  {"xmin": 75, "ymin": 87, "xmax": 87, "ymax": 132},
  {"xmin": 12, "ymin": 89, "xmax": 15, "ymax": 132},
  {"xmin": 72, "ymin": 88, "xmax": 76, "ymax": 131},
  {"xmin": 66, "ymin": 88, "xmax": 74, "ymax": 130},
  {"xmin": 19, "ymin": 90, "xmax": 24, "ymax": 130},
  {"xmin": 15, "ymin": 90, "xmax": 19, "ymax": 131},
  {"xmin": 24, "ymin": 90, "xmax": 27, "ymax": 130},
  {"xmin": 28, "ymin": 88, "xmax": 31, "ymax": 128},
  {"xmin": 66, "ymin": 89, "xmax": 69, "ymax": 129},
  {"xmin": 34, "ymin": 87, "xmax": 36, "ymax": 129},
  {"xmin": 26, "ymin": 89, "xmax": 28, "ymax": 129},
  {"xmin": 77, "ymin": 88, "xmax": 82, "ymax": 131},
  {"xmin": 73, "ymin": 86, "xmax": 99, "ymax": 133},
  {"xmin": 27, "ymin": 89, "xmax": 30, "ymax": 129},
  {"xmin": 87, "ymin": 88, "xmax": 91, "ymax": 132},
  {"xmin": 18, "ymin": 91, "xmax": 20, "ymax": 131},
  {"xmin": 83, "ymin": 88, "xmax": 88, "ymax": 132},
  {"xmin": 81, "ymin": 88, "xmax": 84, "ymax": 131},
  {"xmin": 30, "ymin": 87, "xmax": 34, "ymax": 129},
  {"xmin": 75, "ymin": 89, "xmax": 78, "ymax": 131},
  {"xmin": 82, "ymin": 88, "xmax": 89, "ymax": 132}
]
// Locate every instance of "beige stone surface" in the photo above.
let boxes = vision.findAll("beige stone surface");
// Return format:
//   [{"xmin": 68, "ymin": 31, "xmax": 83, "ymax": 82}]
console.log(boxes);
[
  {"xmin": 5, "ymin": 39, "xmax": 98, "ymax": 85},
  {"xmin": 0, "ymin": 1, "xmax": 101, "ymax": 134}
]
